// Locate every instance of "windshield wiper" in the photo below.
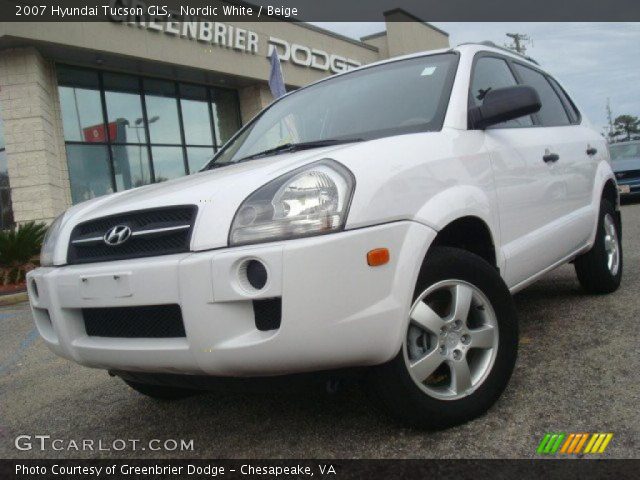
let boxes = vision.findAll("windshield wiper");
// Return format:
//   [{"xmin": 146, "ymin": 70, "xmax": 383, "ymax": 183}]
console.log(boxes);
[{"xmin": 235, "ymin": 138, "xmax": 364, "ymax": 162}]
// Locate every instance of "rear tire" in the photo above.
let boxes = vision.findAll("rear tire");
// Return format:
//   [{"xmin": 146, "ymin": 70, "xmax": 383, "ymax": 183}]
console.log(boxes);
[
  {"xmin": 123, "ymin": 379, "xmax": 199, "ymax": 400},
  {"xmin": 368, "ymin": 246, "xmax": 518, "ymax": 430},
  {"xmin": 574, "ymin": 199, "xmax": 622, "ymax": 294}
]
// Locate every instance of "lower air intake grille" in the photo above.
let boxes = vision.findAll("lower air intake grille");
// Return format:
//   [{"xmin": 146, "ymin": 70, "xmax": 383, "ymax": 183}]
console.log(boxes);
[
  {"xmin": 253, "ymin": 298, "xmax": 282, "ymax": 331},
  {"xmin": 83, "ymin": 305, "xmax": 185, "ymax": 338}
]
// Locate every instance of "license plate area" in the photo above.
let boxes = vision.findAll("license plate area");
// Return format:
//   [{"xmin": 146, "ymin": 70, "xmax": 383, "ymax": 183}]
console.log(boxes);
[
  {"xmin": 80, "ymin": 273, "xmax": 132, "ymax": 299},
  {"xmin": 618, "ymin": 185, "xmax": 631, "ymax": 194}
]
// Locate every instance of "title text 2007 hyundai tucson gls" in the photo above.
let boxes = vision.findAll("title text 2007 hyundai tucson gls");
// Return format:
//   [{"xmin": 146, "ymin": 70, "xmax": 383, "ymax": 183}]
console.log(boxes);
[{"xmin": 27, "ymin": 44, "xmax": 622, "ymax": 429}]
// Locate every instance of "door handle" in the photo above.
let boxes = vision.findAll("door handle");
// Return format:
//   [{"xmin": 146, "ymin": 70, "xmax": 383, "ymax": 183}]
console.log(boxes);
[
  {"xmin": 586, "ymin": 147, "xmax": 598, "ymax": 156},
  {"xmin": 543, "ymin": 152, "xmax": 560, "ymax": 163}
]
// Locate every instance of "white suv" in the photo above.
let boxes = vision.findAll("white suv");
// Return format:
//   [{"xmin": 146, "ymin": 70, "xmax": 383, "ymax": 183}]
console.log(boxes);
[{"xmin": 27, "ymin": 43, "xmax": 622, "ymax": 429}]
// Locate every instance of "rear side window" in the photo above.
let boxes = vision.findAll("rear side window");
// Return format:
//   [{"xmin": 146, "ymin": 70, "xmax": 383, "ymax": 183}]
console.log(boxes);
[
  {"xmin": 547, "ymin": 76, "xmax": 580, "ymax": 124},
  {"xmin": 513, "ymin": 64, "xmax": 570, "ymax": 127},
  {"xmin": 470, "ymin": 57, "xmax": 533, "ymax": 127}
]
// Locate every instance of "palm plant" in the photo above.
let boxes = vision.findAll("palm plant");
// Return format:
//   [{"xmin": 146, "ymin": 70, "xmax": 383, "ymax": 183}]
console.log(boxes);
[{"xmin": 0, "ymin": 221, "xmax": 48, "ymax": 285}]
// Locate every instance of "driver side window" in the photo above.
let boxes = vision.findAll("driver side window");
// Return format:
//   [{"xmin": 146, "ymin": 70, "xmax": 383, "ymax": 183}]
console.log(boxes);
[{"xmin": 470, "ymin": 57, "xmax": 533, "ymax": 128}]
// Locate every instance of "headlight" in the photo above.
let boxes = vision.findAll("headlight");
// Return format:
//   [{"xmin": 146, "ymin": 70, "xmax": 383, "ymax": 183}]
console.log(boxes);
[
  {"xmin": 40, "ymin": 213, "xmax": 66, "ymax": 266},
  {"xmin": 229, "ymin": 159, "xmax": 355, "ymax": 246}
]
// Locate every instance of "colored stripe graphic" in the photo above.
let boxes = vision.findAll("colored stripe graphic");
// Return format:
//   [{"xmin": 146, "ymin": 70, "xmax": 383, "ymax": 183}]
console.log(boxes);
[
  {"xmin": 560, "ymin": 434, "xmax": 575, "ymax": 454},
  {"xmin": 537, "ymin": 433, "xmax": 565, "ymax": 454},
  {"xmin": 598, "ymin": 434, "xmax": 613, "ymax": 453},
  {"xmin": 574, "ymin": 433, "xmax": 589, "ymax": 453},
  {"xmin": 537, "ymin": 434, "xmax": 552, "ymax": 454},
  {"xmin": 538, "ymin": 433, "xmax": 613, "ymax": 455},
  {"xmin": 549, "ymin": 434, "xmax": 565, "ymax": 454},
  {"xmin": 584, "ymin": 434, "xmax": 599, "ymax": 453}
]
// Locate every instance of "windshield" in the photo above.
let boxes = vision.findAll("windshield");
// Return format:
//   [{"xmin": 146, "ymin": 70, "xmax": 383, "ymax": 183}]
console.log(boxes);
[
  {"xmin": 610, "ymin": 142, "xmax": 640, "ymax": 162},
  {"xmin": 207, "ymin": 53, "xmax": 458, "ymax": 168}
]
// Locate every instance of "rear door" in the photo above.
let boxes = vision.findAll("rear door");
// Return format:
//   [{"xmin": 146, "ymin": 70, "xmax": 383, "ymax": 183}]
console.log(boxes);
[{"xmin": 511, "ymin": 63, "xmax": 596, "ymax": 231}]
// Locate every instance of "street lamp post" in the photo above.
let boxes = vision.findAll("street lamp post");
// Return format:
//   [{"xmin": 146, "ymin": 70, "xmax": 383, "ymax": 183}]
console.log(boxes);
[{"xmin": 127, "ymin": 116, "xmax": 159, "ymax": 185}]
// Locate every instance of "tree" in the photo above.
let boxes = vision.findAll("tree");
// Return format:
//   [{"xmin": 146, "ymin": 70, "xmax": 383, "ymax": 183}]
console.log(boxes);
[
  {"xmin": 613, "ymin": 115, "xmax": 640, "ymax": 142},
  {"xmin": 605, "ymin": 98, "xmax": 616, "ymax": 142}
]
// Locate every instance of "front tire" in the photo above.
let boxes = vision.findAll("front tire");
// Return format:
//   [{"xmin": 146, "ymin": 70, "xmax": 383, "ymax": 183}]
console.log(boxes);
[
  {"xmin": 368, "ymin": 246, "xmax": 518, "ymax": 430},
  {"xmin": 574, "ymin": 199, "xmax": 622, "ymax": 294}
]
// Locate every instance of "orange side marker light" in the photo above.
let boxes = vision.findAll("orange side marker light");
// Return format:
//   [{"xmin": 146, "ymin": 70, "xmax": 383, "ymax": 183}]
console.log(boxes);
[{"xmin": 367, "ymin": 248, "xmax": 390, "ymax": 267}]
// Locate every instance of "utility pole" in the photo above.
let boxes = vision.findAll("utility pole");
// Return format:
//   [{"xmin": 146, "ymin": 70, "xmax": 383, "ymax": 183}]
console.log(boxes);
[
  {"xmin": 605, "ymin": 98, "xmax": 615, "ymax": 143},
  {"xmin": 505, "ymin": 33, "xmax": 531, "ymax": 55}
]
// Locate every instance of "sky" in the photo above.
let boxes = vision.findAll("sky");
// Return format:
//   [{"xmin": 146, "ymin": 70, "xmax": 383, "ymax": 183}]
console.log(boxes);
[{"xmin": 312, "ymin": 22, "xmax": 640, "ymax": 133}]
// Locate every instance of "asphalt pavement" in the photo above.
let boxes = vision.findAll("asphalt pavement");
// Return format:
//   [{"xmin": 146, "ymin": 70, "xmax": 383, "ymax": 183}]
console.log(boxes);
[{"xmin": 1, "ymin": 203, "xmax": 639, "ymax": 459}]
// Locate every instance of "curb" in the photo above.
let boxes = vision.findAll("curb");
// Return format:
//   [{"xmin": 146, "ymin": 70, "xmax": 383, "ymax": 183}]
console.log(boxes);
[{"xmin": 0, "ymin": 291, "xmax": 29, "ymax": 306}]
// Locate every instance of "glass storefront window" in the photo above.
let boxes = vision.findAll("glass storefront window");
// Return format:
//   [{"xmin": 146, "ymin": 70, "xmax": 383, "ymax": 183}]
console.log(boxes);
[
  {"xmin": 180, "ymin": 84, "xmax": 214, "ymax": 146},
  {"xmin": 0, "ymin": 109, "xmax": 5, "ymax": 150},
  {"xmin": 66, "ymin": 144, "xmax": 113, "ymax": 204},
  {"xmin": 151, "ymin": 146, "xmax": 186, "ymax": 182},
  {"xmin": 56, "ymin": 65, "xmax": 241, "ymax": 204},
  {"xmin": 187, "ymin": 146, "xmax": 215, "ymax": 173},
  {"xmin": 111, "ymin": 145, "xmax": 151, "ymax": 190},
  {"xmin": 212, "ymin": 89, "xmax": 242, "ymax": 144},
  {"xmin": 104, "ymin": 73, "xmax": 147, "ymax": 144},
  {"xmin": 0, "ymin": 105, "xmax": 13, "ymax": 229},
  {"xmin": 0, "ymin": 150, "xmax": 14, "ymax": 229},
  {"xmin": 0, "ymin": 151, "xmax": 9, "ymax": 188},
  {"xmin": 144, "ymin": 79, "xmax": 182, "ymax": 145},
  {"xmin": 58, "ymin": 68, "xmax": 104, "ymax": 142}
]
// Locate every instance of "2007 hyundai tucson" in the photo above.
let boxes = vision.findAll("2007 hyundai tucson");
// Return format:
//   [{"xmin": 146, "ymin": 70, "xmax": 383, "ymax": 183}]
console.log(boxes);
[{"xmin": 28, "ymin": 43, "xmax": 622, "ymax": 429}]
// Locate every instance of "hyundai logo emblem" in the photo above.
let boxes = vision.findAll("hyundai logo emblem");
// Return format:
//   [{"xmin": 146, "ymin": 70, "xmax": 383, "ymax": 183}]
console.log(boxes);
[{"xmin": 103, "ymin": 225, "xmax": 132, "ymax": 246}]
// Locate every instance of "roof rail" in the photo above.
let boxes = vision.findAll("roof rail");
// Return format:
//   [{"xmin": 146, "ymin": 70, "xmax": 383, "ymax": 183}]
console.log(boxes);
[{"xmin": 458, "ymin": 41, "xmax": 540, "ymax": 65}]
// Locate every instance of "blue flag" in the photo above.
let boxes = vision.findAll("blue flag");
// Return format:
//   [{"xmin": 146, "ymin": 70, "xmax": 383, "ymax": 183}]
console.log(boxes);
[{"xmin": 268, "ymin": 48, "xmax": 286, "ymax": 99}]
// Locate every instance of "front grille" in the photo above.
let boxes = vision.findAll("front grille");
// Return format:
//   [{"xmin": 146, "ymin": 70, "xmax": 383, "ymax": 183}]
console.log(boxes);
[
  {"xmin": 83, "ymin": 304, "xmax": 185, "ymax": 338},
  {"xmin": 67, "ymin": 206, "xmax": 197, "ymax": 264}
]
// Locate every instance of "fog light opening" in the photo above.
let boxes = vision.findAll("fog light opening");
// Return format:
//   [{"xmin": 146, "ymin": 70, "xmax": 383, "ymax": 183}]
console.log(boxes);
[
  {"xmin": 238, "ymin": 258, "xmax": 269, "ymax": 293},
  {"xmin": 246, "ymin": 260, "xmax": 268, "ymax": 290},
  {"xmin": 30, "ymin": 279, "xmax": 39, "ymax": 299}
]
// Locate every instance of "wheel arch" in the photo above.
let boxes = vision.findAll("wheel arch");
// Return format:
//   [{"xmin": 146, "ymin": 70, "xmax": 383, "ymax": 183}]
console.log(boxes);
[
  {"xmin": 602, "ymin": 178, "xmax": 619, "ymax": 209},
  {"xmin": 427, "ymin": 215, "xmax": 498, "ymax": 270},
  {"xmin": 587, "ymin": 164, "xmax": 620, "ymax": 247},
  {"xmin": 414, "ymin": 184, "xmax": 501, "ymax": 272}
]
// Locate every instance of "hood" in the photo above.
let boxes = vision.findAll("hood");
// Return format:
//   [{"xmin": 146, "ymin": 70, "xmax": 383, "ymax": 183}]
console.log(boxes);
[{"xmin": 52, "ymin": 144, "xmax": 350, "ymax": 264}]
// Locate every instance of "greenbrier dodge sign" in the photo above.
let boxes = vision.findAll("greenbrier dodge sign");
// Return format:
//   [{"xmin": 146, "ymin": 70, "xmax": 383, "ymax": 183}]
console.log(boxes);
[{"xmin": 109, "ymin": 9, "xmax": 362, "ymax": 74}]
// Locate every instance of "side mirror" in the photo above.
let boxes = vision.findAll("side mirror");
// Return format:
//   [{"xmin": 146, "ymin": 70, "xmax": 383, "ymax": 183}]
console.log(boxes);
[{"xmin": 469, "ymin": 85, "xmax": 541, "ymax": 130}]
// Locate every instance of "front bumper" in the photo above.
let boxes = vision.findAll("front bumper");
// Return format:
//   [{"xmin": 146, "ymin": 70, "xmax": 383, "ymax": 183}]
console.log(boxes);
[
  {"xmin": 617, "ymin": 177, "xmax": 640, "ymax": 196},
  {"xmin": 27, "ymin": 221, "xmax": 435, "ymax": 376}
]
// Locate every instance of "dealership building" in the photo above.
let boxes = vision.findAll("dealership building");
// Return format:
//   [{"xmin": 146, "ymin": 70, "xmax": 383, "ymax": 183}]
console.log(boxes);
[{"xmin": 0, "ymin": 10, "xmax": 448, "ymax": 227}]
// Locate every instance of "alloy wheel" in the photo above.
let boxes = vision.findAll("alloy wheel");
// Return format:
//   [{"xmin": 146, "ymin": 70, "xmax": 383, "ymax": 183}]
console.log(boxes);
[
  {"xmin": 603, "ymin": 213, "xmax": 620, "ymax": 276},
  {"xmin": 404, "ymin": 280, "xmax": 499, "ymax": 400}
]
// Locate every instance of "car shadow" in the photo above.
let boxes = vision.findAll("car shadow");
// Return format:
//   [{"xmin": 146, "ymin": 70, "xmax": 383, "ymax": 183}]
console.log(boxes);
[{"xmin": 620, "ymin": 196, "xmax": 640, "ymax": 206}]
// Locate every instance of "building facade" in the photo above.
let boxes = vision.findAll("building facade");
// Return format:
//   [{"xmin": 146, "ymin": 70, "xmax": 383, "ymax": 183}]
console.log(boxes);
[{"xmin": 0, "ymin": 10, "xmax": 448, "ymax": 225}]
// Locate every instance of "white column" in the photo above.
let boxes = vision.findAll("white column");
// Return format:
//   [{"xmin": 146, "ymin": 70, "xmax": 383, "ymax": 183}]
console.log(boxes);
[
  {"xmin": 0, "ymin": 47, "xmax": 70, "ymax": 224},
  {"xmin": 238, "ymin": 83, "xmax": 273, "ymax": 125}
]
